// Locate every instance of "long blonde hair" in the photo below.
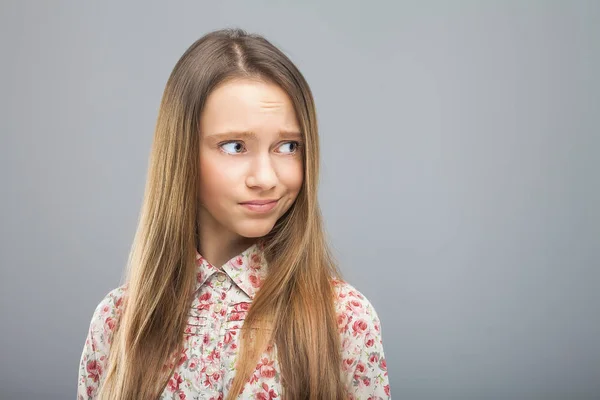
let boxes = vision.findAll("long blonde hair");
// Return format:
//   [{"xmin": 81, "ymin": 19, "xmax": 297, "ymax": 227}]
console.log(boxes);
[{"xmin": 98, "ymin": 28, "xmax": 345, "ymax": 399}]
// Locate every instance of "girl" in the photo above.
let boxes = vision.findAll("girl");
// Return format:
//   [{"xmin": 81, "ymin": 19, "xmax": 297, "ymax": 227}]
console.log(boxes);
[{"xmin": 77, "ymin": 28, "xmax": 390, "ymax": 400}]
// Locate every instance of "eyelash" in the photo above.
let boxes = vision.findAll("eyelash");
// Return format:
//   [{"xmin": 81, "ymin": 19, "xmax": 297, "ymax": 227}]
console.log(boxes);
[{"xmin": 218, "ymin": 141, "xmax": 302, "ymax": 155}]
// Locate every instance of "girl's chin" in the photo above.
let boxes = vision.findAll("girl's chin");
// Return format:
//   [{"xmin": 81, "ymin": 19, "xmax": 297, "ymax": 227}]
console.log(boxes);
[{"xmin": 234, "ymin": 220, "xmax": 276, "ymax": 239}]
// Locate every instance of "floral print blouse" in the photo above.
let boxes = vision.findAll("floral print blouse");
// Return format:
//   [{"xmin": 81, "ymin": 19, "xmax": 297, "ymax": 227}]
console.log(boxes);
[{"xmin": 77, "ymin": 243, "xmax": 390, "ymax": 399}]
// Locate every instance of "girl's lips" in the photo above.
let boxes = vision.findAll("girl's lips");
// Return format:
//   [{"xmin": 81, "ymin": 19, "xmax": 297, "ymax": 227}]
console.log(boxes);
[
  {"xmin": 239, "ymin": 199, "xmax": 279, "ymax": 213},
  {"xmin": 240, "ymin": 199, "xmax": 279, "ymax": 205}
]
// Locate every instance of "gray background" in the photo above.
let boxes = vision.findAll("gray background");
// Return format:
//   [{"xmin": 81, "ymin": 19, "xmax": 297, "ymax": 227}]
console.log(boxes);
[{"xmin": 1, "ymin": 1, "xmax": 598, "ymax": 399}]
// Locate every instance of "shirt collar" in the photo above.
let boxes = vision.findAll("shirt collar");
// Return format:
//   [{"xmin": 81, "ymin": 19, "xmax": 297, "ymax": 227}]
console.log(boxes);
[{"xmin": 195, "ymin": 241, "xmax": 269, "ymax": 299}]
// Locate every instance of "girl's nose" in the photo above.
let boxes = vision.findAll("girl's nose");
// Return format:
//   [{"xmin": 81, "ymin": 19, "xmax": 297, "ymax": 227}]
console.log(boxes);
[{"xmin": 245, "ymin": 154, "xmax": 278, "ymax": 190}]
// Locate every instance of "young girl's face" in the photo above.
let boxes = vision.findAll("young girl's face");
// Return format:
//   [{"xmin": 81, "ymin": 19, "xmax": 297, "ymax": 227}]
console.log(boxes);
[{"xmin": 198, "ymin": 78, "xmax": 304, "ymax": 242}]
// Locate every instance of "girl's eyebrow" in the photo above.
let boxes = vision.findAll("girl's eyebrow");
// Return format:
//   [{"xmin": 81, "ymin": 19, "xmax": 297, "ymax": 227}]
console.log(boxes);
[
  {"xmin": 206, "ymin": 131, "xmax": 257, "ymax": 141},
  {"xmin": 206, "ymin": 130, "xmax": 302, "ymax": 141},
  {"xmin": 279, "ymin": 130, "xmax": 303, "ymax": 140}
]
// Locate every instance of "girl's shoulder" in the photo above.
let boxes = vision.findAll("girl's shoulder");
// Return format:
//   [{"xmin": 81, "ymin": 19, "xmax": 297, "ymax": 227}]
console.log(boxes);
[
  {"xmin": 93, "ymin": 284, "xmax": 128, "ymax": 319},
  {"xmin": 86, "ymin": 284, "xmax": 128, "ymax": 342},
  {"xmin": 331, "ymin": 278, "xmax": 383, "ymax": 338}
]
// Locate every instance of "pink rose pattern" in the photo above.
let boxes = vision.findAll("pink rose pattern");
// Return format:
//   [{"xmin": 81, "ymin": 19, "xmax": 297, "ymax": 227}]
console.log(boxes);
[{"xmin": 77, "ymin": 243, "xmax": 390, "ymax": 399}]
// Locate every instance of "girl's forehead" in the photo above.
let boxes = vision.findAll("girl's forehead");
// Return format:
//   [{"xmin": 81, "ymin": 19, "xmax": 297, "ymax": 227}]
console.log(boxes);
[{"xmin": 200, "ymin": 79, "xmax": 300, "ymax": 137}]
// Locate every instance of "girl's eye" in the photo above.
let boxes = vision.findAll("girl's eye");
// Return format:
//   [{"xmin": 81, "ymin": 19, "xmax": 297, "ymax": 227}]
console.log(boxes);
[
  {"xmin": 278, "ymin": 141, "xmax": 300, "ymax": 154},
  {"xmin": 220, "ymin": 141, "xmax": 245, "ymax": 154}
]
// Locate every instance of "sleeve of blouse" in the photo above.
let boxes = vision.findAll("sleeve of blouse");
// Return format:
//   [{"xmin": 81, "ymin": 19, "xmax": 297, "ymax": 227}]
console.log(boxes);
[
  {"xmin": 335, "ymin": 280, "xmax": 391, "ymax": 400},
  {"xmin": 348, "ymin": 299, "xmax": 391, "ymax": 399},
  {"xmin": 77, "ymin": 287, "xmax": 123, "ymax": 400}
]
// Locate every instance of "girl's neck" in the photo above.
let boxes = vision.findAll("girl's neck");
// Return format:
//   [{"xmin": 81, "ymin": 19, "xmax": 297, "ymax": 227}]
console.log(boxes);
[{"xmin": 197, "ymin": 229, "xmax": 256, "ymax": 268}]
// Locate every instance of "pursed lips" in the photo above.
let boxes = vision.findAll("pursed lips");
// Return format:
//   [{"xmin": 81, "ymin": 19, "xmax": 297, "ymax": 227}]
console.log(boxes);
[{"xmin": 239, "ymin": 198, "xmax": 279, "ymax": 205}]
